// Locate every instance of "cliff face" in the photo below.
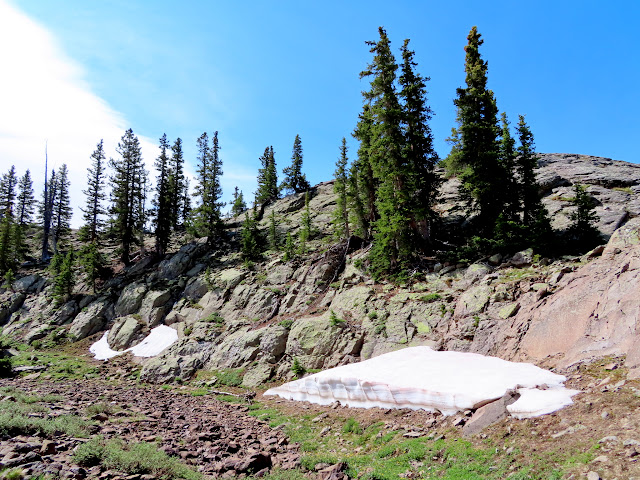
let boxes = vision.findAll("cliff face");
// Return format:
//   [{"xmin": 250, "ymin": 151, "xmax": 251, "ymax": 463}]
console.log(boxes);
[{"xmin": 2, "ymin": 153, "xmax": 639, "ymax": 386}]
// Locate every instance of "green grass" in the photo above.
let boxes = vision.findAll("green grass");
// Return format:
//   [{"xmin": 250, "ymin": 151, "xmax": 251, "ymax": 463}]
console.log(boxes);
[
  {"xmin": 10, "ymin": 348, "xmax": 99, "ymax": 380},
  {"xmin": 74, "ymin": 437, "xmax": 201, "ymax": 479},
  {"xmin": 419, "ymin": 293, "xmax": 441, "ymax": 303},
  {"xmin": 247, "ymin": 401, "xmax": 594, "ymax": 480}
]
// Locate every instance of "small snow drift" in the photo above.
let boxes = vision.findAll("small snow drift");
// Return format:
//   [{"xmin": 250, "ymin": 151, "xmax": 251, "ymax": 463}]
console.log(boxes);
[
  {"xmin": 264, "ymin": 347, "xmax": 579, "ymax": 418},
  {"xmin": 90, "ymin": 325, "xmax": 178, "ymax": 361}
]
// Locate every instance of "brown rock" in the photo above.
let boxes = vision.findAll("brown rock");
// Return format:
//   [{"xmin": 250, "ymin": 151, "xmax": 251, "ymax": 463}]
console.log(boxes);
[{"xmin": 463, "ymin": 390, "xmax": 520, "ymax": 436}]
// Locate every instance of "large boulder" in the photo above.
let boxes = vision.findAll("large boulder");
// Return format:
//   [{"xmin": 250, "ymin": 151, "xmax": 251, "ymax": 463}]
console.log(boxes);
[
  {"xmin": 114, "ymin": 282, "xmax": 147, "ymax": 317},
  {"xmin": 107, "ymin": 316, "xmax": 143, "ymax": 350},
  {"xmin": 138, "ymin": 289, "xmax": 172, "ymax": 327},
  {"xmin": 140, "ymin": 339, "xmax": 212, "ymax": 383},
  {"xmin": 157, "ymin": 239, "xmax": 208, "ymax": 280},
  {"xmin": 0, "ymin": 292, "xmax": 26, "ymax": 324},
  {"xmin": 69, "ymin": 297, "xmax": 110, "ymax": 340},
  {"xmin": 455, "ymin": 285, "xmax": 492, "ymax": 318}
]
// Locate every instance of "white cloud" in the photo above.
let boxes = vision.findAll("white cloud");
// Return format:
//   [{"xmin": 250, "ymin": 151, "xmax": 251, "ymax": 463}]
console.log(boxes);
[{"xmin": 0, "ymin": 0, "xmax": 156, "ymax": 228}]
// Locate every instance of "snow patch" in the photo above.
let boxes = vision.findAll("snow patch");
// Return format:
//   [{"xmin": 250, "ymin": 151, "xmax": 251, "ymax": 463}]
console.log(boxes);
[
  {"xmin": 89, "ymin": 325, "xmax": 178, "ymax": 361},
  {"xmin": 264, "ymin": 347, "xmax": 579, "ymax": 418}
]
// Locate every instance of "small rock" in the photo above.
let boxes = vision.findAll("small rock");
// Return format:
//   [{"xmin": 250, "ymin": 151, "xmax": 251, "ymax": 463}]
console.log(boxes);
[
  {"xmin": 591, "ymin": 455, "xmax": 609, "ymax": 463},
  {"xmin": 40, "ymin": 440, "xmax": 57, "ymax": 455},
  {"xmin": 586, "ymin": 471, "xmax": 601, "ymax": 480},
  {"xmin": 312, "ymin": 412, "xmax": 328, "ymax": 423}
]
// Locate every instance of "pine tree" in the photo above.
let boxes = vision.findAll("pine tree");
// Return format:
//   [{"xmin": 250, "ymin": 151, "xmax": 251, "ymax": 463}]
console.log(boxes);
[
  {"xmin": 281, "ymin": 135, "xmax": 310, "ymax": 194},
  {"xmin": 51, "ymin": 164, "xmax": 72, "ymax": 254},
  {"xmin": 568, "ymin": 184, "xmax": 600, "ymax": 249},
  {"xmin": 298, "ymin": 191, "xmax": 312, "ymax": 253},
  {"xmin": 0, "ymin": 166, "xmax": 17, "ymax": 218},
  {"xmin": 168, "ymin": 137, "xmax": 185, "ymax": 230},
  {"xmin": 181, "ymin": 177, "xmax": 192, "ymax": 223},
  {"xmin": 255, "ymin": 146, "xmax": 279, "ymax": 206},
  {"xmin": 109, "ymin": 128, "xmax": 147, "ymax": 265},
  {"xmin": 82, "ymin": 140, "xmax": 107, "ymax": 242},
  {"xmin": 0, "ymin": 167, "xmax": 17, "ymax": 273},
  {"xmin": 332, "ymin": 138, "xmax": 350, "ymax": 240},
  {"xmin": 53, "ymin": 251, "xmax": 74, "ymax": 305},
  {"xmin": 268, "ymin": 210, "xmax": 280, "ymax": 251},
  {"xmin": 498, "ymin": 113, "xmax": 519, "ymax": 221},
  {"xmin": 231, "ymin": 187, "xmax": 246, "ymax": 217},
  {"xmin": 153, "ymin": 133, "xmax": 172, "ymax": 255},
  {"xmin": 240, "ymin": 210, "xmax": 262, "ymax": 260},
  {"xmin": 16, "ymin": 170, "xmax": 35, "ymax": 227},
  {"xmin": 192, "ymin": 132, "xmax": 224, "ymax": 241},
  {"xmin": 79, "ymin": 241, "xmax": 105, "ymax": 293},
  {"xmin": 283, "ymin": 232, "xmax": 295, "ymax": 262},
  {"xmin": 453, "ymin": 26, "xmax": 506, "ymax": 235},
  {"xmin": 399, "ymin": 39, "xmax": 439, "ymax": 243},
  {"xmin": 361, "ymin": 27, "xmax": 411, "ymax": 276},
  {"xmin": 515, "ymin": 115, "xmax": 548, "ymax": 229},
  {"xmin": 442, "ymin": 109, "xmax": 465, "ymax": 177}
]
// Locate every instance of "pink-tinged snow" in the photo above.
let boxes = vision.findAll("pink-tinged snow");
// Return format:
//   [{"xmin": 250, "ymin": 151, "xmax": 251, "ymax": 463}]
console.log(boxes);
[
  {"xmin": 89, "ymin": 325, "xmax": 178, "ymax": 361},
  {"xmin": 264, "ymin": 347, "xmax": 579, "ymax": 418}
]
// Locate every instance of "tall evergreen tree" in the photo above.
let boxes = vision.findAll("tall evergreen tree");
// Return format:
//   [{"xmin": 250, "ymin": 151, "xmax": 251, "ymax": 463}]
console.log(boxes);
[
  {"xmin": 181, "ymin": 177, "xmax": 192, "ymax": 224},
  {"xmin": 255, "ymin": 146, "xmax": 279, "ymax": 205},
  {"xmin": 231, "ymin": 187, "xmax": 247, "ymax": 217},
  {"xmin": 568, "ymin": 184, "xmax": 600, "ymax": 249},
  {"xmin": 281, "ymin": 135, "xmax": 310, "ymax": 194},
  {"xmin": 240, "ymin": 210, "xmax": 262, "ymax": 260},
  {"xmin": 109, "ymin": 128, "xmax": 147, "ymax": 265},
  {"xmin": 0, "ymin": 166, "xmax": 17, "ymax": 274},
  {"xmin": 51, "ymin": 164, "xmax": 72, "ymax": 253},
  {"xmin": 350, "ymin": 105, "xmax": 376, "ymax": 240},
  {"xmin": 399, "ymin": 39, "xmax": 439, "ymax": 242},
  {"xmin": 361, "ymin": 27, "xmax": 412, "ymax": 276},
  {"xmin": 16, "ymin": 170, "xmax": 35, "ymax": 227},
  {"xmin": 498, "ymin": 112, "xmax": 519, "ymax": 221},
  {"xmin": 192, "ymin": 131, "xmax": 224, "ymax": 241},
  {"xmin": 332, "ymin": 138, "xmax": 350, "ymax": 240},
  {"xmin": 40, "ymin": 167, "xmax": 57, "ymax": 261},
  {"xmin": 0, "ymin": 166, "xmax": 17, "ymax": 218},
  {"xmin": 82, "ymin": 140, "xmax": 107, "ymax": 242},
  {"xmin": 453, "ymin": 26, "xmax": 506, "ymax": 235},
  {"xmin": 153, "ymin": 133, "xmax": 172, "ymax": 255},
  {"xmin": 168, "ymin": 137, "xmax": 185, "ymax": 230}
]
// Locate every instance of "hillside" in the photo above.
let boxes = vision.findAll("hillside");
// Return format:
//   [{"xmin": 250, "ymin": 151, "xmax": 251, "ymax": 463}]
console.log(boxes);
[{"xmin": 1, "ymin": 153, "xmax": 640, "ymax": 479}]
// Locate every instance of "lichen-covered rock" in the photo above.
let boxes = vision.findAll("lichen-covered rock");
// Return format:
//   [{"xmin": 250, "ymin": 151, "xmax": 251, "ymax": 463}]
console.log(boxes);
[
  {"xmin": 603, "ymin": 217, "xmax": 640, "ymax": 256},
  {"xmin": 108, "ymin": 316, "xmax": 143, "ymax": 350},
  {"xmin": 498, "ymin": 303, "xmax": 520, "ymax": 319},
  {"xmin": 24, "ymin": 324, "xmax": 53, "ymax": 344},
  {"xmin": 138, "ymin": 289, "xmax": 172, "ymax": 327},
  {"xmin": 51, "ymin": 300, "xmax": 78, "ymax": 325},
  {"xmin": 217, "ymin": 268, "xmax": 247, "ymax": 290},
  {"xmin": 242, "ymin": 362, "xmax": 274, "ymax": 388},
  {"xmin": 12, "ymin": 274, "xmax": 46, "ymax": 294},
  {"xmin": 329, "ymin": 286, "xmax": 373, "ymax": 319},
  {"xmin": 139, "ymin": 339, "xmax": 212, "ymax": 383},
  {"xmin": 285, "ymin": 313, "xmax": 364, "ymax": 369},
  {"xmin": 258, "ymin": 325, "xmax": 290, "ymax": 362},
  {"xmin": 455, "ymin": 285, "xmax": 492, "ymax": 318},
  {"xmin": 157, "ymin": 239, "xmax": 208, "ymax": 280},
  {"xmin": 206, "ymin": 327, "xmax": 263, "ymax": 369},
  {"xmin": 114, "ymin": 282, "xmax": 147, "ymax": 317},
  {"xmin": 0, "ymin": 292, "xmax": 26, "ymax": 324},
  {"xmin": 69, "ymin": 298, "xmax": 110, "ymax": 340}
]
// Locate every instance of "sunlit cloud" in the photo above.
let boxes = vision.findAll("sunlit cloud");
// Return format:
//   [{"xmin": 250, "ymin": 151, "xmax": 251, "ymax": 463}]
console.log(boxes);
[{"xmin": 0, "ymin": 0, "xmax": 157, "ymax": 228}]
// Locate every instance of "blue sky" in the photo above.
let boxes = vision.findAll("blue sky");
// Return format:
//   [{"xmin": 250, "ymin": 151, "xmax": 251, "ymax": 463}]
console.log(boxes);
[{"xmin": 1, "ymin": 1, "xmax": 638, "ymax": 226}]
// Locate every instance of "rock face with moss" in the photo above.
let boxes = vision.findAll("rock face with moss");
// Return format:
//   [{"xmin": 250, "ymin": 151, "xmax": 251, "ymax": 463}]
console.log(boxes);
[{"xmin": 3, "ymin": 154, "xmax": 640, "ymax": 385}]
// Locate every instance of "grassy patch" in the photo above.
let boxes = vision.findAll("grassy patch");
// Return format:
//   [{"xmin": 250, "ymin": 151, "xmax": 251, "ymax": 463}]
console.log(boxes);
[
  {"xmin": 419, "ymin": 293, "xmax": 441, "ymax": 303},
  {"xmin": 10, "ymin": 348, "xmax": 99, "ymax": 380},
  {"xmin": 74, "ymin": 436, "xmax": 201, "ymax": 479}
]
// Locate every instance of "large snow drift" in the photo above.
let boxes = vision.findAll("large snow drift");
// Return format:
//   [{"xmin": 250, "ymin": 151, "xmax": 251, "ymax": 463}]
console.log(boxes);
[
  {"xmin": 90, "ymin": 325, "xmax": 178, "ymax": 361},
  {"xmin": 265, "ymin": 347, "xmax": 579, "ymax": 418}
]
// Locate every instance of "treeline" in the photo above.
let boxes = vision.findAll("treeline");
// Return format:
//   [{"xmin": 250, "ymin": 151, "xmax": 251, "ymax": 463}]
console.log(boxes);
[
  {"xmin": 0, "ymin": 125, "xmax": 315, "ymax": 289},
  {"xmin": 328, "ymin": 26, "xmax": 601, "ymax": 279},
  {"xmin": 0, "ymin": 26, "xmax": 603, "ymax": 288}
]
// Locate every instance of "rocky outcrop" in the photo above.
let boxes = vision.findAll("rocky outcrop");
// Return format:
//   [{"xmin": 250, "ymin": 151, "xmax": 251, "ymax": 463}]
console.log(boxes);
[
  {"xmin": 69, "ymin": 297, "xmax": 111, "ymax": 340},
  {"xmin": 472, "ymin": 218, "xmax": 640, "ymax": 377}
]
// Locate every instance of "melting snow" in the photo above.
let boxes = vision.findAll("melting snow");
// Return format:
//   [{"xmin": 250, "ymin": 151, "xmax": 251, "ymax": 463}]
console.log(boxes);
[
  {"xmin": 264, "ymin": 347, "xmax": 579, "ymax": 418},
  {"xmin": 89, "ymin": 325, "xmax": 178, "ymax": 361}
]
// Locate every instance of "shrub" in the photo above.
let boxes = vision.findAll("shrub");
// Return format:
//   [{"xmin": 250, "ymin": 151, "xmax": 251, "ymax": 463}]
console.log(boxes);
[
  {"xmin": 213, "ymin": 368, "xmax": 244, "ymax": 387},
  {"xmin": 279, "ymin": 319, "xmax": 293, "ymax": 329},
  {"xmin": 419, "ymin": 293, "xmax": 441, "ymax": 303},
  {"xmin": 342, "ymin": 417, "xmax": 362, "ymax": 434},
  {"xmin": 329, "ymin": 310, "xmax": 345, "ymax": 327},
  {"xmin": 291, "ymin": 358, "xmax": 306, "ymax": 378}
]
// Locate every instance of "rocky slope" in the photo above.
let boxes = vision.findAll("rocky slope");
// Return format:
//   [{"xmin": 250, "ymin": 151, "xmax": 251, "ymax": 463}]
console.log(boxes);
[{"xmin": 2, "ymin": 153, "xmax": 640, "ymax": 390}]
